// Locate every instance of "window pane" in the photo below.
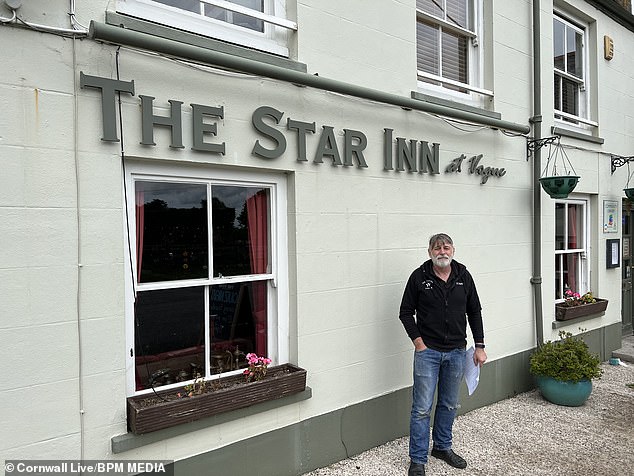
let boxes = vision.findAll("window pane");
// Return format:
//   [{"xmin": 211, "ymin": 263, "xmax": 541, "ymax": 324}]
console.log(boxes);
[
  {"xmin": 417, "ymin": 0, "xmax": 443, "ymax": 18},
  {"xmin": 555, "ymin": 203, "xmax": 565, "ymax": 250},
  {"xmin": 153, "ymin": 0, "xmax": 199, "ymax": 14},
  {"xmin": 565, "ymin": 253, "xmax": 580, "ymax": 293},
  {"xmin": 446, "ymin": 0, "xmax": 469, "ymax": 29},
  {"xmin": 553, "ymin": 19, "xmax": 565, "ymax": 71},
  {"xmin": 204, "ymin": 0, "xmax": 264, "ymax": 32},
  {"xmin": 212, "ymin": 186, "xmax": 270, "ymax": 277},
  {"xmin": 134, "ymin": 287, "xmax": 205, "ymax": 390},
  {"xmin": 561, "ymin": 77, "xmax": 578, "ymax": 116},
  {"xmin": 554, "ymin": 74, "xmax": 561, "ymax": 111},
  {"xmin": 442, "ymin": 30, "xmax": 468, "ymax": 83},
  {"xmin": 209, "ymin": 281, "xmax": 268, "ymax": 374},
  {"xmin": 555, "ymin": 255, "xmax": 564, "ymax": 299},
  {"xmin": 136, "ymin": 181, "xmax": 208, "ymax": 283},
  {"xmin": 566, "ymin": 27, "xmax": 583, "ymax": 78},
  {"xmin": 567, "ymin": 204, "xmax": 583, "ymax": 249},
  {"xmin": 417, "ymin": 20, "xmax": 439, "ymax": 75}
]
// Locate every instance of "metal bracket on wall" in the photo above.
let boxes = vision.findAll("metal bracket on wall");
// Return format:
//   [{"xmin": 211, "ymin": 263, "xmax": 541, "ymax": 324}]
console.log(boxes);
[
  {"xmin": 526, "ymin": 135, "xmax": 560, "ymax": 161},
  {"xmin": 611, "ymin": 155, "xmax": 634, "ymax": 175}
]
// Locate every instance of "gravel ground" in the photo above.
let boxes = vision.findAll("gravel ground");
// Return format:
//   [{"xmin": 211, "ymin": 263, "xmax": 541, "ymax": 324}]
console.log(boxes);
[{"xmin": 303, "ymin": 362, "xmax": 634, "ymax": 476}]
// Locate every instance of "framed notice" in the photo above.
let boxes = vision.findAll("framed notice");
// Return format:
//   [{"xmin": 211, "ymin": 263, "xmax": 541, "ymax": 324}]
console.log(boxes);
[
  {"xmin": 606, "ymin": 239, "xmax": 620, "ymax": 268},
  {"xmin": 603, "ymin": 200, "xmax": 618, "ymax": 233}
]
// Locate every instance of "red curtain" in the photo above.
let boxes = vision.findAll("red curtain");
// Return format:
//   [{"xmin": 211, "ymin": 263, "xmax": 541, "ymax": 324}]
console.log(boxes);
[
  {"xmin": 135, "ymin": 189, "xmax": 145, "ymax": 284},
  {"xmin": 246, "ymin": 191, "xmax": 268, "ymax": 356}
]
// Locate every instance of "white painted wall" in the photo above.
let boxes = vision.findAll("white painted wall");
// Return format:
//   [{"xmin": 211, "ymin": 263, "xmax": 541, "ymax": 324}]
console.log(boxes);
[{"xmin": 0, "ymin": 0, "xmax": 632, "ymax": 464}]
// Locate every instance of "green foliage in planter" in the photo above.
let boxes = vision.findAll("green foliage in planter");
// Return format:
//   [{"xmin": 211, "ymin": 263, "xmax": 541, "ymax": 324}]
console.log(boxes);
[{"xmin": 529, "ymin": 331, "xmax": 603, "ymax": 383}]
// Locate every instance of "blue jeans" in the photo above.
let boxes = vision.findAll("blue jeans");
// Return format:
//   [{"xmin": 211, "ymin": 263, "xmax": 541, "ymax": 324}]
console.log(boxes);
[{"xmin": 409, "ymin": 347, "xmax": 466, "ymax": 464}]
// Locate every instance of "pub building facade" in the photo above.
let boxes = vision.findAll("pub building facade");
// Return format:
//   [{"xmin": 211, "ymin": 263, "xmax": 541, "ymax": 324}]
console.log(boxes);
[{"xmin": 1, "ymin": 0, "xmax": 633, "ymax": 474}]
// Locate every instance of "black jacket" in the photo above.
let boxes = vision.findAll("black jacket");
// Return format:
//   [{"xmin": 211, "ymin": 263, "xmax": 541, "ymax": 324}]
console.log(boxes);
[{"xmin": 399, "ymin": 259, "xmax": 484, "ymax": 352}]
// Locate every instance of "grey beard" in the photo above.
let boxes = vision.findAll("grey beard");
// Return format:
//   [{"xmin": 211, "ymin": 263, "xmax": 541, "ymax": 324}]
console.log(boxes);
[{"xmin": 432, "ymin": 256, "xmax": 452, "ymax": 268}]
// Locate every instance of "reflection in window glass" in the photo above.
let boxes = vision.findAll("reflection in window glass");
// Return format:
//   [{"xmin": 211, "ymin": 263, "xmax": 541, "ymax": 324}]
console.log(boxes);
[
  {"xmin": 134, "ymin": 287, "xmax": 205, "ymax": 390},
  {"xmin": 153, "ymin": 0, "xmax": 200, "ymax": 14},
  {"xmin": 417, "ymin": 0, "xmax": 468, "ymax": 28},
  {"xmin": 445, "ymin": 0, "xmax": 468, "ymax": 29},
  {"xmin": 136, "ymin": 181, "xmax": 208, "ymax": 283},
  {"xmin": 566, "ymin": 27, "xmax": 583, "ymax": 78},
  {"xmin": 204, "ymin": 0, "xmax": 264, "ymax": 32},
  {"xmin": 553, "ymin": 18, "xmax": 565, "ymax": 70},
  {"xmin": 212, "ymin": 186, "xmax": 270, "ymax": 277},
  {"xmin": 209, "ymin": 281, "xmax": 268, "ymax": 374},
  {"xmin": 417, "ymin": 0, "xmax": 443, "ymax": 17},
  {"xmin": 555, "ymin": 203, "xmax": 565, "ymax": 250}
]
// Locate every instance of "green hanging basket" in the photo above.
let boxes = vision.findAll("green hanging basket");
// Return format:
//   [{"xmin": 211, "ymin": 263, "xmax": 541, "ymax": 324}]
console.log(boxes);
[
  {"xmin": 539, "ymin": 176, "xmax": 580, "ymax": 199},
  {"xmin": 624, "ymin": 188, "xmax": 634, "ymax": 200}
]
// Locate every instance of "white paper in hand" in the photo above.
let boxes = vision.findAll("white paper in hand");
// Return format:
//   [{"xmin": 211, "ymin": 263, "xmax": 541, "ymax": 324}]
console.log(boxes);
[{"xmin": 464, "ymin": 346, "xmax": 480, "ymax": 396}]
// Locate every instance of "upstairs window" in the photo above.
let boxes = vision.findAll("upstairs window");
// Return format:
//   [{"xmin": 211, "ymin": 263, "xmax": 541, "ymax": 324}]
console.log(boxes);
[
  {"xmin": 553, "ymin": 13, "xmax": 594, "ymax": 127},
  {"xmin": 416, "ymin": 0, "xmax": 489, "ymax": 97},
  {"xmin": 117, "ymin": 0, "xmax": 296, "ymax": 56}
]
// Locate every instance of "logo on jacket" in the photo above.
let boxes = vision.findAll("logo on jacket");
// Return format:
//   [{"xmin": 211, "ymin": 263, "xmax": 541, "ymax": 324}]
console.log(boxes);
[
  {"xmin": 422, "ymin": 280, "xmax": 433, "ymax": 290},
  {"xmin": 456, "ymin": 281, "xmax": 464, "ymax": 286}
]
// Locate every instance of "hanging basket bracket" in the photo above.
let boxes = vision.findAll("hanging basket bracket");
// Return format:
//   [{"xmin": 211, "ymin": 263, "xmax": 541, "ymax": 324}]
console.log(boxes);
[
  {"xmin": 611, "ymin": 155, "xmax": 634, "ymax": 175},
  {"xmin": 527, "ymin": 136, "xmax": 560, "ymax": 161}
]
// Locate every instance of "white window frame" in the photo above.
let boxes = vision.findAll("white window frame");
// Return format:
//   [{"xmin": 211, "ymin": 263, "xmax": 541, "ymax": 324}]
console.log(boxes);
[
  {"xmin": 553, "ymin": 11, "xmax": 595, "ymax": 129},
  {"xmin": 554, "ymin": 198, "xmax": 590, "ymax": 303},
  {"xmin": 415, "ymin": 0, "xmax": 491, "ymax": 100},
  {"xmin": 123, "ymin": 162, "xmax": 289, "ymax": 396},
  {"xmin": 116, "ymin": 0, "xmax": 295, "ymax": 57}
]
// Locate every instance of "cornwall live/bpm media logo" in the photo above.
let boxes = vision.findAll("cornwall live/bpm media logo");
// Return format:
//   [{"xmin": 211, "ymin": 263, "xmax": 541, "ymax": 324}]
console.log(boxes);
[{"xmin": 4, "ymin": 460, "xmax": 174, "ymax": 476}]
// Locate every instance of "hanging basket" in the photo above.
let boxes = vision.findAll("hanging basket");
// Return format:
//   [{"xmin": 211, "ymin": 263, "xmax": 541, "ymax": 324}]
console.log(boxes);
[
  {"xmin": 539, "ymin": 176, "xmax": 580, "ymax": 199},
  {"xmin": 537, "ymin": 137, "xmax": 579, "ymax": 199},
  {"xmin": 624, "ymin": 188, "xmax": 634, "ymax": 200}
]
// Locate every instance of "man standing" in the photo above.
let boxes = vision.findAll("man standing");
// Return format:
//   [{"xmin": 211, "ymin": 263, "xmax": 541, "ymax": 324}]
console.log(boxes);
[{"xmin": 399, "ymin": 233, "xmax": 487, "ymax": 476}]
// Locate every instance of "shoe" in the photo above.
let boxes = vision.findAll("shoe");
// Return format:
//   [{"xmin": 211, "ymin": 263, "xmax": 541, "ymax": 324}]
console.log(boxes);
[
  {"xmin": 430, "ymin": 448, "xmax": 467, "ymax": 469},
  {"xmin": 407, "ymin": 461, "xmax": 425, "ymax": 476}
]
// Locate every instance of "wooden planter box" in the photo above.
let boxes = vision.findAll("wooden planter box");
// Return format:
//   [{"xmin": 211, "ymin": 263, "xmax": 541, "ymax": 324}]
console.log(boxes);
[
  {"xmin": 127, "ymin": 364, "xmax": 306, "ymax": 434},
  {"xmin": 555, "ymin": 299, "xmax": 608, "ymax": 321}
]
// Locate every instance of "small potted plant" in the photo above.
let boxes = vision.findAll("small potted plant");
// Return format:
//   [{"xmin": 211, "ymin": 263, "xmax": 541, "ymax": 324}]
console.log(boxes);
[
  {"xmin": 529, "ymin": 331, "xmax": 602, "ymax": 406},
  {"xmin": 555, "ymin": 290, "xmax": 608, "ymax": 321}
]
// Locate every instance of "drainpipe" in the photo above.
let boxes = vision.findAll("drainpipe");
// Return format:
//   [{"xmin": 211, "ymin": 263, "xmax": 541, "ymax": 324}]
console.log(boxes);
[{"xmin": 531, "ymin": 0, "xmax": 544, "ymax": 346}]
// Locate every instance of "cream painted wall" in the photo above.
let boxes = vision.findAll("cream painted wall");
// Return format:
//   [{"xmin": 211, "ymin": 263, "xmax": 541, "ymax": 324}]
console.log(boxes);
[{"xmin": 1, "ymin": 0, "xmax": 632, "ymax": 465}]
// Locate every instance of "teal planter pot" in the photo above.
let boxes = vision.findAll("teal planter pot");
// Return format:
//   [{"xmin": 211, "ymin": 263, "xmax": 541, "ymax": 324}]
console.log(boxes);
[{"xmin": 535, "ymin": 376, "xmax": 592, "ymax": 407}]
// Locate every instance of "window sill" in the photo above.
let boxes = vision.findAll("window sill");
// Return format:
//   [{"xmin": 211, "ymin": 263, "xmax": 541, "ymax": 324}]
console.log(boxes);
[
  {"xmin": 105, "ymin": 11, "xmax": 307, "ymax": 73},
  {"xmin": 411, "ymin": 91, "xmax": 501, "ymax": 120},
  {"xmin": 113, "ymin": 384, "xmax": 311, "ymax": 454},
  {"xmin": 552, "ymin": 312, "xmax": 605, "ymax": 329},
  {"xmin": 551, "ymin": 126, "xmax": 604, "ymax": 145}
]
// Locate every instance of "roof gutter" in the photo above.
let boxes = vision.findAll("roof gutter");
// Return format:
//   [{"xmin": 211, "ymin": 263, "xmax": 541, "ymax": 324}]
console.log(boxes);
[{"xmin": 88, "ymin": 21, "xmax": 530, "ymax": 135}]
